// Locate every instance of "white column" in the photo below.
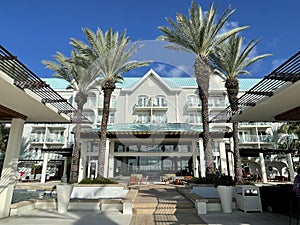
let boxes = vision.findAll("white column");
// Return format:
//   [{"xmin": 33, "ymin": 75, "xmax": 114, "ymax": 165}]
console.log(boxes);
[
  {"xmin": 125, "ymin": 93, "xmax": 128, "ymax": 123},
  {"xmin": 0, "ymin": 118, "xmax": 25, "ymax": 218},
  {"xmin": 228, "ymin": 137, "xmax": 234, "ymax": 177},
  {"xmin": 287, "ymin": 153, "xmax": 295, "ymax": 181},
  {"xmin": 61, "ymin": 157, "xmax": 68, "ymax": 183},
  {"xmin": 103, "ymin": 139, "xmax": 110, "ymax": 178},
  {"xmin": 41, "ymin": 152, "xmax": 48, "ymax": 183},
  {"xmin": 259, "ymin": 152, "xmax": 268, "ymax": 183},
  {"xmin": 192, "ymin": 140, "xmax": 199, "ymax": 178},
  {"xmin": 108, "ymin": 141, "xmax": 115, "ymax": 178},
  {"xmin": 219, "ymin": 141, "xmax": 227, "ymax": 174},
  {"xmin": 78, "ymin": 141, "xmax": 87, "ymax": 182},
  {"xmin": 175, "ymin": 93, "xmax": 179, "ymax": 122},
  {"xmin": 198, "ymin": 140, "xmax": 206, "ymax": 177}
]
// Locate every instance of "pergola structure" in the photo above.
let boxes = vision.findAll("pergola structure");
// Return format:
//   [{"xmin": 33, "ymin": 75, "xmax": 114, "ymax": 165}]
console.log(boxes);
[
  {"xmin": 211, "ymin": 50, "xmax": 300, "ymax": 123},
  {"xmin": 0, "ymin": 45, "xmax": 88, "ymax": 218},
  {"xmin": 0, "ymin": 45, "xmax": 90, "ymax": 123},
  {"xmin": 211, "ymin": 50, "xmax": 300, "ymax": 183}
]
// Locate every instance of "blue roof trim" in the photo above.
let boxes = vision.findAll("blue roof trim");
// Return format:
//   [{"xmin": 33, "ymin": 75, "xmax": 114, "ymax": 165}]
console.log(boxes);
[
  {"xmin": 239, "ymin": 79, "xmax": 261, "ymax": 90},
  {"xmin": 42, "ymin": 77, "xmax": 260, "ymax": 90},
  {"xmin": 42, "ymin": 78, "xmax": 70, "ymax": 89}
]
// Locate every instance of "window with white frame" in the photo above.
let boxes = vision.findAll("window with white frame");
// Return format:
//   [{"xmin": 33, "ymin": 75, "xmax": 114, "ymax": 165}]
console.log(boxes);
[
  {"xmin": 208, "ymin": 96, "xmax": 225, "ymax": 107},
  {"xmin": 108, "ymin": 112, "xmax": 115, "ymax": 124},
  {"xmin": 98, "ymin": 112, "xmax": 115, "ymax": 124},
  {"xmin": 110, "ymin": 95, "xmax": 116, "ymax": 108},
  {"xmin": 136, "ymin": 112, "xmax": 150, "ymax": 123},
  {"xmin": 189, "ymin": 113, "xmax": 201, "ymax": 124},
  {"xmin": 153, "ymin": 112, "xmax": 167, "ymax": 123},
  {"xmin": 154, "ymin": 95, "xmax": 167, "ymax": 107},
  {"xmin": 137, "ymin": 95, "xmax": 150, "ymax": 107},
  {"xmin": 86, "ymin": 93, "xmax": 96, "ymax": 108},
  {"xmin": 187, "ymin": 95, "xmax": 201, "ymax": 107}
]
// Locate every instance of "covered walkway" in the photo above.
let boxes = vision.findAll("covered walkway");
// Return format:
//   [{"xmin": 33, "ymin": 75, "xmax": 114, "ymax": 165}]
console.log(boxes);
[{"xmin": 0, "ymin": 45, "xmax": 88, "ymax": 218}]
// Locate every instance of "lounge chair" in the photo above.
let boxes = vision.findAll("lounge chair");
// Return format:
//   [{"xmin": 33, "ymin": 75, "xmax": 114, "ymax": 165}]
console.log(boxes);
[{"xmin": 128, "ymin": 176, "xmax": 138, "ymax": 185}]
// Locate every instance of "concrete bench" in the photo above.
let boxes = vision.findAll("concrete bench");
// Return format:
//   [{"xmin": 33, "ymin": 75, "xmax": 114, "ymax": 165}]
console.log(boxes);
[
  {"xmin": 98, "ymin": 189, "xmax": 138, "ymax": 214},
  {"xmin": 10, "ymin": 200, "xmax": 35, "ymax": 216},
  {"xmin": 99, "ymin": 199, "xmax": 123, "ymax": 211},
  {"xmin": 176, "ymin": 187, "xmax": 210, "ymax": 214},
  {"xmin": 177, "ymin": 186, "xmax": 237, "ymax": 214},
  {"xmin": 122, "ymin": 189, "xmax": 138, "ymax": 214}
]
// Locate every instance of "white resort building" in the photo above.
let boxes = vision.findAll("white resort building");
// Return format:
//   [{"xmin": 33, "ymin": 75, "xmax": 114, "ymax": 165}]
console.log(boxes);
[{"xmin": 18, "ymin": 67, "xmax": 284, "ymax": 183}]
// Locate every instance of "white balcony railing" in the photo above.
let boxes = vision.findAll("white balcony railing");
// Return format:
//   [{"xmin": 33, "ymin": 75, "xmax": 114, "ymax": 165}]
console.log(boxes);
[{"xmin": 238, "ymin": 135, "xmax": 273, "ymax": 143}]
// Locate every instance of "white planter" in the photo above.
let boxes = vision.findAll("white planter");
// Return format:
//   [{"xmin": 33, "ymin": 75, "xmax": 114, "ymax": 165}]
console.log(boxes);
[
  {"xmin": 56, "ymin": 183, "xmax": 73, "ymax": 213},
  {"xmin": 217, "ymin": 185, "xmax": 234, "ymax": 213}
]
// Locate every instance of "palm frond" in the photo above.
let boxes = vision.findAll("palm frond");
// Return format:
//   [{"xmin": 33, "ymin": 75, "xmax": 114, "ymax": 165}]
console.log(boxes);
[{"xmin": 211, "ymin": 34, "xmax": 272, "ymax": 78}]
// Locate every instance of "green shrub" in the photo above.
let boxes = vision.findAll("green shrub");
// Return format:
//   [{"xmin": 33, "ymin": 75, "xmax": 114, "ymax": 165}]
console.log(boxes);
[
  {"xmin": 79, "ymin": 178, "xmax": 118, "ymax": 184},
  {"xmin": 192, "ymin": 174, "xmax": 214, "ymax": 184},
  {"xmin": 213, "ymin": 174, "xmax": 235, "ymax": 188},
  {"xmin": 241, "ymin": 181, "xmax": 255, "ymax": 185}
]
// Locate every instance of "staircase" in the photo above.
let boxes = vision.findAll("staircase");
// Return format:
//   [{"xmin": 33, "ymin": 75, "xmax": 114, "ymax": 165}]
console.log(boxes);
[{"xmin": 132, "ymin": 185, "xmax": 197, "ymax": 215}]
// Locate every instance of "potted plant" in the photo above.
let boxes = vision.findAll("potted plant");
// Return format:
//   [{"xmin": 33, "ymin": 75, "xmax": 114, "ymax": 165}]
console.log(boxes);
[
  {"xmin": 56, "ymin": 183, "xmax": 73, "ymax": 213},
  {"xmin": 213, "ymin": 174, "xmax": 235, "ymax": 213}
]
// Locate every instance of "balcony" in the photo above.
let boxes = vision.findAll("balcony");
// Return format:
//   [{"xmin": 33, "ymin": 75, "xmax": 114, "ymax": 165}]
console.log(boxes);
[
  {"xmin": 239, "ymin": 122, "xmax": 273, "ymax": 127},
  {"xmin": 98, "ymin": 101, "xmax": 117, "ymax": 110},
  {"xmin": 134, "ymin": 101, "xmax": 168, "ymax": 111},
  {"xmin": 45, "ymin": 134, "xmax": 65, "ymax": 144},
  {"xmin": 83, "ymin": 101, "xmax": 97, "ymax": 109},
  {"xmin": 29, "ymin": 134, "xmax": 44, "ymax": 143},
  {"xmin": 184, "ymin": 102, "xmax": 201, "ymax": 111},
  {"xmin": 238, "ymin": 135, "xmax": 274, "ymax": 143}
]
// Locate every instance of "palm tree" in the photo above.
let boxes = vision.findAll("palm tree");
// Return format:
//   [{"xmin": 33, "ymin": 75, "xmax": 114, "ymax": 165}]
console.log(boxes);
[
  {"xmin": 157, "ymin": 0, "xmax": 248, "ymax": 175},
  {"xmin": 210, "ymin": 34, "xmax": 271, "ymax": 183},
  {"xmin": 0, "ymin": 124, "xmax": 9, "ymax": 152},
  {"xmin": 70, "ymin": 28, "xmax": 149, "ymax": 178},
  {"xmin": 42, "ymin": 51, "xmax": 100, "ymax": 183},
  {"xmin": 278, "ymin": 122, "xmax": 300, "ymax": 161}
]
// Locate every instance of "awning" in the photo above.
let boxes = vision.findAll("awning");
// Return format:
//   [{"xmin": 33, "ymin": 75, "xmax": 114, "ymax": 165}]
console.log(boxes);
[
  {"xmin": 80, "ymin": 123, "xmax": 232, "ymax": 139},
  {"xmin": 239, "ymin": 148, "xmax": 296, "ymax": 157},
  {"xmin": 41, "ymin": 148, "xmax": 73, "ymax": 157}
]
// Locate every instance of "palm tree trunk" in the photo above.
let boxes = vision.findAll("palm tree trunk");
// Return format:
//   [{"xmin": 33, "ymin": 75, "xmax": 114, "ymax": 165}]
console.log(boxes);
[
  {"xmin": 194, "ymin": 56, "xmax": 214, "ymax": 175},
  {"xmin": 225, "ymin": 77, "xmax": 243, "ymax": 183},
  {"xmin": 98, "ymin": 86, "xmax": 113, "ymax": 179},
  {"xmin": 71, "ymin": 92, "xmax": 87, "ymax": 183},
  {"xmin": 233, "ymin": 121, "xmax": 243, "ymax": 183}
]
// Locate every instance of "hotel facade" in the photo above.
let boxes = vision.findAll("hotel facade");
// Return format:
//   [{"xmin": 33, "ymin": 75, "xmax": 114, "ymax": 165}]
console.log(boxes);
[{"xmin": 20, "ymin": 68, "xmax": 280, "ymax": 182}]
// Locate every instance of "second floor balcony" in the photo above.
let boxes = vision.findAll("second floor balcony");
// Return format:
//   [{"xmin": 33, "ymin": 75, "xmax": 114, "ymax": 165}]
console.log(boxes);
[
  {"xmin": 238, "ymin": 135, "xmax": 273, "ymax": 143},
  {"xmin": 134, "ymin": 96, "xmax": 168, "ymax": 111},
  {"xmin": 45, "ymin": 134, "xmax": 65, "ymax": 143}
]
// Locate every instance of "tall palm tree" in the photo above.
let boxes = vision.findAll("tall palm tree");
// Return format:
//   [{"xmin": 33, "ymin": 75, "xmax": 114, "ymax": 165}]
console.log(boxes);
[
  {"xmin": 157, "ymin": 0, "xmax": 248, "ymax": 175},
  {"xmin": 210, "ymin": 34, "xmax": 271, "ymax": 183},
  {"xmin": 70, "ymin": 28, "xmax": 149, "ymax": 178},
  {"xmin": 42, "ymin": 51, "xmax": 100, "ymax": 183}
]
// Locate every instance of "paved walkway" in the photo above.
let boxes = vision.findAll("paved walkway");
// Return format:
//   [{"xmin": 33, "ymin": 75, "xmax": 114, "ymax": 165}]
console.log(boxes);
[{"xmin": 0, "ymin": 183, "xmax": 298, "ymax": 225}]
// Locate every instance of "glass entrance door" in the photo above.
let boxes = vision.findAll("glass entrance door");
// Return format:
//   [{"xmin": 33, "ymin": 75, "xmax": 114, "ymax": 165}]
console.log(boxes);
[{"xmin": 88, "ymin": 160, "xmax": 98, "ymax": 179}]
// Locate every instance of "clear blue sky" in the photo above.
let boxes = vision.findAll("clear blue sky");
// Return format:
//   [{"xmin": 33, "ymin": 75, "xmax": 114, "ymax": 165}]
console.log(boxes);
[{"xmin": 0, "ymin": 0, "xmax": 299, "ymax": 78}]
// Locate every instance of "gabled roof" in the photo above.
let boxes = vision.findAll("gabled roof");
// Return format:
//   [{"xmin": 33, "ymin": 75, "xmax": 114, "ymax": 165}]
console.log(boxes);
[{"xmin": 121, "ymin": 69, "xmax": 181, "ymax": 92}]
